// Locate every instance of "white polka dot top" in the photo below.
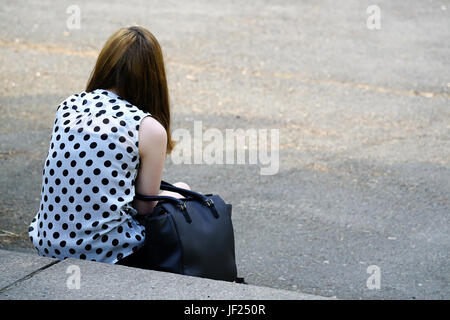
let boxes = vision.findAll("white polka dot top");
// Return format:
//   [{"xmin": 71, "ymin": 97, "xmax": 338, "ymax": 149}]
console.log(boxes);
[{"xmin": 28, "ymin": 89, "xmax": 151, "ymax": 264}]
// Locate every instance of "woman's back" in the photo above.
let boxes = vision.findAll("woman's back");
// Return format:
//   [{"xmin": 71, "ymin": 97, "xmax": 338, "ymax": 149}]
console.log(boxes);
[{"xmin": 28, "ymin": 89, "xmax": 150, "ymax": 263}]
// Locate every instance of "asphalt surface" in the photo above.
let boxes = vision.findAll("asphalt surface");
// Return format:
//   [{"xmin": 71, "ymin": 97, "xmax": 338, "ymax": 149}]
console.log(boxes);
[{"xmin": 0, "ymin": 0, "xmax": 449, "ymax": 299}]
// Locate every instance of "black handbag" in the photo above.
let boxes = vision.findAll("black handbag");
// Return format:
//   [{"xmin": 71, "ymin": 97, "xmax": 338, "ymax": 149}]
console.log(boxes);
[{"xmin": 134, "ymin": 181, "xmax": 240, "ymax": 282}]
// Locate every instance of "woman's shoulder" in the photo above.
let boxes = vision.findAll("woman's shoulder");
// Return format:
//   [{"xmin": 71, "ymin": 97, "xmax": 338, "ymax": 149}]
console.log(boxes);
[
  {"xmin": 138, "ymin": 116, "xmax": 167, "ymax": 154},
  {"xmin": 139, "ymin": 116, "xmax": 167, "ymax": 139}
]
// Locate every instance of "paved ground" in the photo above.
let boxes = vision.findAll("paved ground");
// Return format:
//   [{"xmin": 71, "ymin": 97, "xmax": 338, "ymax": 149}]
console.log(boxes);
[
  {"xmin": 0, "ymin": 249, "xmax": 328, "ymax": 300},
  {"xmin": 0, "ymin": 0, "xmax": 449, "ymax": 299}
]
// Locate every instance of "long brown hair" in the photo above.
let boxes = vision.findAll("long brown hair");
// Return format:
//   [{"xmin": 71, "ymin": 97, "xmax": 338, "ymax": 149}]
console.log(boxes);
[{"xmin": 86, "ymin": 26, "xmax": 174, "ymax": 153}]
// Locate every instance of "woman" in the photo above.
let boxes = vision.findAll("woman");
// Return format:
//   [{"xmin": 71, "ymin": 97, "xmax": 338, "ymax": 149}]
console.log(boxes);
[{"xmin": 28, "ymin": 26, "xmax": 189, "ymax": 267}]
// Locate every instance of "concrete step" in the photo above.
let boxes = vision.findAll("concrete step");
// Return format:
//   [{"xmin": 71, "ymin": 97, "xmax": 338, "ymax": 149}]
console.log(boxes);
[{"xmin": 0, "ymin": 249, "xmax": 330, "ymax": 300}]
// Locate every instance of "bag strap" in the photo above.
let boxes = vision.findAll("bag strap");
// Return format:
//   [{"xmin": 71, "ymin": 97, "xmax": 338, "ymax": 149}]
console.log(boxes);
[
  {"xmin": 135, "ymin": 181, "xmax": 219, "ymax": 220},
  {"xmin": 134, "ymin": 194, "xmax": 184, "ymax": 204},
  {"xmin": 159, "ymin": 181, "xmax": 219, "ymax": 218},
  {"xmin": 134, "ymin": 194, "xmax": 192, "ymax": 223},
  {"xmin": 160, "ymin": 181, "xmax": 206, "ymax": 202}
]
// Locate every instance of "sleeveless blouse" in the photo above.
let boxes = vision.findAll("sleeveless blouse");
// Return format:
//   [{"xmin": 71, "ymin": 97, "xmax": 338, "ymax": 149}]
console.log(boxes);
[{"xmin": 28, "ymin": 89, "xmax": 150, "ymax": 264}]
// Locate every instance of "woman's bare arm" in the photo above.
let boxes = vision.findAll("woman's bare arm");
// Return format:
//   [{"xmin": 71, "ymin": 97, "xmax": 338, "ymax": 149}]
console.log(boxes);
[{"xmin": 133, "ymin": 116, "xmax": 167, "ymax": 215}]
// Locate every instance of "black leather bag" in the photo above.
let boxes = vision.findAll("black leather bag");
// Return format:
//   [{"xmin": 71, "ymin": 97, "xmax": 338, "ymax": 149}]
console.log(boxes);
[{"xmin": 134, "ymin": 181, "xmax": 238, "ymax": 282}]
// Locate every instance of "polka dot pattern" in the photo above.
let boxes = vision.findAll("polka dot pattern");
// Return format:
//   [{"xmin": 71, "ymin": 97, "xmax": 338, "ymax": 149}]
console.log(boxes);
[{"xmin": 28, "ymin": 89, "xmax": 150, "ymax": 264}]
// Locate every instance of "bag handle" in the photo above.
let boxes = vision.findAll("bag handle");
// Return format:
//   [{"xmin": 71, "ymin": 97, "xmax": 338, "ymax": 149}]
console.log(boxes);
[
  {"xmin": 134, "ymin": 194, "xmax": 192, "ymax": 223},
  {"xmin": 135, "ymin": 181, "xmax": 219, "ymax": 220},
  {"xmin": 160, "ymin": 181, "xmax": 206, "ymax": 201},
  {"xmin": 160, "ymin": 181, "xmax": 219, "ymax": 218}
]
